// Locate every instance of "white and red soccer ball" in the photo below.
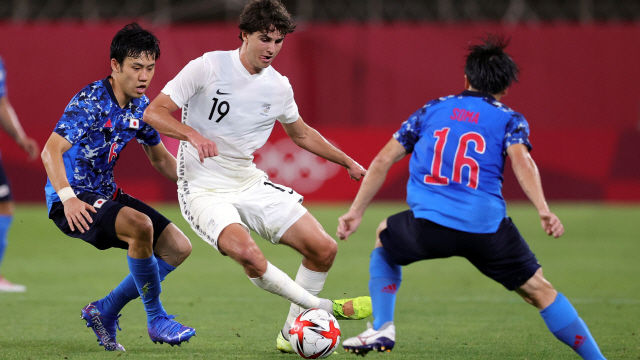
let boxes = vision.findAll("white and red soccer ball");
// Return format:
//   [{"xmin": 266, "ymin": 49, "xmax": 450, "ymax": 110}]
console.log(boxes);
[{"xmin": 289, "ymin": 308, "xmax": 341, "ymax": 359}]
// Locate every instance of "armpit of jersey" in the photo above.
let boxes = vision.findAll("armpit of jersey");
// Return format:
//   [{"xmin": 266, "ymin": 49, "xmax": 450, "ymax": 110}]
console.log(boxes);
[
  {"xmin": 393, "ymin": 102, "xmax": 433, "ymax": 153},
  {"xmin": 504, "ymin": 113, "xmax": 532, "ymax": 153}
]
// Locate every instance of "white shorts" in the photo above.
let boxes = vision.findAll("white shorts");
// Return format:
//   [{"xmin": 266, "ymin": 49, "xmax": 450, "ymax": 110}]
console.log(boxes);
[{"xmin": 179, "ymin": 177, "xmax": 307, "ymax": 251}]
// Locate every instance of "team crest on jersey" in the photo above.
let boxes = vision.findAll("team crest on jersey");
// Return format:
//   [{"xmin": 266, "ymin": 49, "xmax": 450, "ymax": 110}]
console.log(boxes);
[
  {"xmin": 260, "ymin": 103, "xmax": 271, "ymax": 116},
  {"xmin": 93, "ymin": 199, "xmax": 107, "ymax": 208}
]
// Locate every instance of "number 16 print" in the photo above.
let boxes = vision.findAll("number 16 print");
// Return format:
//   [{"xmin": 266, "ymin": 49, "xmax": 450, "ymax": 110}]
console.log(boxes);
[{"xmin": 424, "ymin": 127, "xmax": 486, "ymax": 189}]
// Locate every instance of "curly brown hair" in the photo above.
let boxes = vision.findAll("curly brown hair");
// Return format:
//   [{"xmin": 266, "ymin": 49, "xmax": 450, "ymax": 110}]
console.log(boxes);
[{"xmin": 238, "ymin": 0, "xmax": 296, "ymax": 41}]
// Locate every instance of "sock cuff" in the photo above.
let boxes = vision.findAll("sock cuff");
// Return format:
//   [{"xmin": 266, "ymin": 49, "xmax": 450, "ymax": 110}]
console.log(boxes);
[
  {"xmin": 127, "ymin": 254, "xmax": 158, "ymax": 271},
  {"xmin": 540, "ymin": 292, "xmax": 579, "ymax": 332},
  {"xmin": 155, "ymin": 256, "xmax": 177, "ymax": 272},
  {"xmin": 297, "ymin": 263, "xmax": 328, "ymax": 282},
  {"xmin": 370, "ymin": 247, "xmax": 402, "ymax": 280}
]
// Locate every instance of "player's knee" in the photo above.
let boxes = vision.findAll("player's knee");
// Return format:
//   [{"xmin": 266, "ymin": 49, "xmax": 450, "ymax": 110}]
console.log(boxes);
[
  {"xmin": 375, "ymin": 219, "xmax": 388, "ymax": 238},
  {"xmin": 127, "ymin": 213, "xmax": 154, "ymax": 244},
  {"xmin": 314, "ymin": 235, "xmax": 337, "ymax": 267},
  {"xmin": 518, "ymin": 270, "xmax": 556, "ymax": 309}
]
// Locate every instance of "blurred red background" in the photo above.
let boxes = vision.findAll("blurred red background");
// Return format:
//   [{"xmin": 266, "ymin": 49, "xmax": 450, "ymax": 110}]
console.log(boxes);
[{"xmin": 1, "ymin": 22, "xmax": 639, "ymax": 202}]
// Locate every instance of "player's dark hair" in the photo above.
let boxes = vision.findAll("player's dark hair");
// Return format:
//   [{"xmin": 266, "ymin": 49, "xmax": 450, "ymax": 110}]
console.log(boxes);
[
  {"xmin": 238, "ymin": 0, "xmax": 296, "ymax": 41},
  {"xmin": 465, "ymin": 35, "xmax": 519, "ymax": 95},
  {"xmin": 110, "ymin": 23, "xmax": 161, "ymax": 67}
]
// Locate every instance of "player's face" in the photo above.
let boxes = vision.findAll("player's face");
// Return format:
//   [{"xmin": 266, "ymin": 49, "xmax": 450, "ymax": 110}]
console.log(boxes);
[
  {"xmin": 242, "ymin": 30, "xmax": 284, "ymax": 73},
  {"xmin": 111, "ymin": 55, "xmax": 156, "ymax": 101}
]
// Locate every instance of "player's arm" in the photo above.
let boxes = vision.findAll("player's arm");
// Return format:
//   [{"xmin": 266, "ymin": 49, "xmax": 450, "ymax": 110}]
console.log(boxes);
[
  {"xmin": 507, "ymin": 143, "xmax": 564, "ymax": 238},
  {"xmin": 143, "ymin": 93, "xmax": 218, "ymax": 163},
  {"xmin": 41, "ymin": 132, "xmax": 96, "ymax": 233},
  {"xmin": 282, "ymin": 117, "xmax": 366, "ymax": 181},
  {"xmin": 141, "ymin": 142, "xmax": 178, "ymax": 184},
  {"xmin": 337, "ymin": 138, "xmax": 407, "ymax": 241},
  {"xmin": 0, "ymin": 96, "xmax": 39, "ymax": 160}
]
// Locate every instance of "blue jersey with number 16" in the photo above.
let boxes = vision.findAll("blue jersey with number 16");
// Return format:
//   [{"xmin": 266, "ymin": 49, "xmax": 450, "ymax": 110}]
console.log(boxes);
[{"xmin": 394, "ymin": 90, "xmax": 531, "ymax": 234}]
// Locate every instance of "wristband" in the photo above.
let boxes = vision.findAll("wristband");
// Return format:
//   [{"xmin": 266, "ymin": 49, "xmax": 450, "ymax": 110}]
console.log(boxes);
[{"xmin": 58, "ymin": 187, "xmax": 77, "ymax": 203}]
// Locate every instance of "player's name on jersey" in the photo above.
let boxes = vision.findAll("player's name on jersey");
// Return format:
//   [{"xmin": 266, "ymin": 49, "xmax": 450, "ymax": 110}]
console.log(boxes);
[{"xmin": 451, "ymin": 108, "xmax": 480, "ymax": 124}]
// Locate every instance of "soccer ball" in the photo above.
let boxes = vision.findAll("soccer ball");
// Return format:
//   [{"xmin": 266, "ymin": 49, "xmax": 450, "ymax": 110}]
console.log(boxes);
[{"xmin": 289, "ymin": 308, "xmax": 341, "ymax": 359}]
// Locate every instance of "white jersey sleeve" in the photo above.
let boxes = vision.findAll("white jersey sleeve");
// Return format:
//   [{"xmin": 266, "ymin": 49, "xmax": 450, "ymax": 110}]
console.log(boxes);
[
  {"xmin": 277, "ymin": 80, "xmax": 299, "ymax": 124},
  {"xmin": 161, "ymin": 56, "xmax": 212, "ymax": 109}
]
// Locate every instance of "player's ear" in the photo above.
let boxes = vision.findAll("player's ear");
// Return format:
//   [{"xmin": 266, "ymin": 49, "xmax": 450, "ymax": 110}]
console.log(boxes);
[
  {"xmin": 464, "ymin": 75, "xmax": 470, "ymax": 90},
  {"xmin": 242, "ymin": 31, "xmax": 249, "ymax": 42},
  {"xmin": 110, "ymin": 58, "xmax": 120, "ymax": 73},
  {"xmin": 500, "ymin": 88, "xmax": 509, "ymax": 97}
]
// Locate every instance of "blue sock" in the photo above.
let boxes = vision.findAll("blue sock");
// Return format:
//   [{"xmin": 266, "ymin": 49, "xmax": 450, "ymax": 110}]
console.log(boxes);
[
  {"xmin": 0, "ymin": 215, "xmax": 13, "ymax": 275},
  {"xmin": 100, "ymin": 256, "xmax": 176, "ymax": 316},
  {"xmin": 540, "ymin": 293, "xmax": 606, "ymax": 360},
  {"xmin": 127, "ymin": 254, "xmax": 166, "ymax": 323},
  {"xmin": 369, "ymin": 247, "xmax": 402, "ymax": 330}
]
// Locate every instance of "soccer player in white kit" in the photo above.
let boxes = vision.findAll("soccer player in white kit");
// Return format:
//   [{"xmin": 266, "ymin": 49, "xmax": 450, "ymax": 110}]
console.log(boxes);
[{"xmin": 143, "ymin": 0, "xmax": 372, "ymax": 353}]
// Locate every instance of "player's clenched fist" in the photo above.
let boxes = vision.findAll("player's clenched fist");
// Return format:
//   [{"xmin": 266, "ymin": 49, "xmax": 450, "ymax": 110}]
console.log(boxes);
[
  {"xmin": 186, "ymin": 130, "xmax": 218, "ymax": 163},
  {"xmin": 337, "ymin": 210, "xmax": 363, "ymax": 241},
  {"xmin": 346, "ymin": 160, "xmax": 367, "ymax": 181}
]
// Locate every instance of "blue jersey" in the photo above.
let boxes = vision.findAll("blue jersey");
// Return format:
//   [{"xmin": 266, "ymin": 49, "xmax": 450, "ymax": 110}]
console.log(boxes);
[
  {"xmin": 45, "ymin": 77, "xmax": 161, "ymax": 213},
  {"xmin": 394, "ymin": 90, "xmax": 531, "ymax": 233},
  {"xmin": 0, "ymin": 56, "xmax": 7, "ymax": 98}
]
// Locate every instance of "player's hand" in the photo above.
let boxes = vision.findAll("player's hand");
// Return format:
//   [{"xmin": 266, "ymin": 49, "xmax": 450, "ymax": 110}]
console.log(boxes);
[
  {"xmin": 63, "ymin": 197, "xmax": 97, "ymax": 233},
  {"xmin": 337, "ymin": 210, "xmax": 363, "ymax": 241},
  {"xmin": 345, "ymin": 160, "xmax": 367, "ymax": 181},
  {"xmin": 539, "ymin": 210, "xmax": 564, "ymax": 238},
  {"xmin": 186, "ymin": 130, "xmax": 218, "ymax": 163},
  {"xmin": 19, "ymin": 136, "xmax": 39, "ymax": 161}
]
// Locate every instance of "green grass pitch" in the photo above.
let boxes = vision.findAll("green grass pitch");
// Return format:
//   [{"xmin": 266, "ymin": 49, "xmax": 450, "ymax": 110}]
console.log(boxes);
[{"xmin": 0, "ymin": 202, "xmax": 638, "ymax": 359}]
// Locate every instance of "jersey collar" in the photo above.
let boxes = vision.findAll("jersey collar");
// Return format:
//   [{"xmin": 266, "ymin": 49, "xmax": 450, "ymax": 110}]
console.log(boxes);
[
  {"xmin": 460, "ymin": 90, "xmax": 496, "ymax": 101},
  {"xmin": 232, "ymin": 48, "xmax": 266, "ymax": 78},
  {"xmin": 102, "ymin": 76, "xmax": 119, "ymax": 104},
  {"xmin": 102, "ymin": 76, "xmax": 131, "ymax": 109}
]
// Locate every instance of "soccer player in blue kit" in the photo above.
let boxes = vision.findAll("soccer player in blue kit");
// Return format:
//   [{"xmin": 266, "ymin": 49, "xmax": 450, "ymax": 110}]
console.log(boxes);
[
  {"xmin": 0, "ymin": 55, "xmax": 39, "ymax": 292},
  {"xmin": 337, "ymin": 36, "xmax": 606, "ymax": 359},
  {"xmin": 40, "ymin": 23, "xmax": 195, "ymax": 351}
]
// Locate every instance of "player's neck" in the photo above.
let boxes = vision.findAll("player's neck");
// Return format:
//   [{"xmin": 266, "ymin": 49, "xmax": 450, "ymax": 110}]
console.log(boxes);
[
  {"xmin": 108, "ymin": 76, "xmax": 132, "ymax": 108},
  {"xmin": 239, "ymin": 45, "xmax": 263, "ymax": 75}
]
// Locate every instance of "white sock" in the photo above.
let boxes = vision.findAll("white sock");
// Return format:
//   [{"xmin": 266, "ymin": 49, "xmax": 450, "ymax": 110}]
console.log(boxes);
[
  {"xmin": 249, "ymin": 261, "xmax": 321, "ymax": 310},
  {"xmin": 282, "ymin": 264, "xmax": 329, "ymax": 339}
]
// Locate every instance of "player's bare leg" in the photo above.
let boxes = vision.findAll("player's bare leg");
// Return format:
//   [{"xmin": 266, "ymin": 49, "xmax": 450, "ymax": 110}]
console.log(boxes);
[
  {"xmin": 217, "ymin": 223, "xmax": 328, "ymax": 310},
  {"xmin": 154, "ymin": 224, "xmax": 192, "ymax": 267},
  {"xmin": 516, "ymin": 268, "xmax": 606, "ymax": 359}
]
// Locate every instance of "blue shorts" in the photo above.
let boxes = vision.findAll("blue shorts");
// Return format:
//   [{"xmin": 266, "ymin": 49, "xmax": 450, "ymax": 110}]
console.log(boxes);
[
  {"xmin": 379, "ymin": 210, "xmax": 540, "ymax": 291},
  {"xmin": 0, "ymin": 155, "xmax": 13, "ymax": 202},
  {"xmin": 49, "ymin": 188, "xmax": 171, "ymax": 250}
]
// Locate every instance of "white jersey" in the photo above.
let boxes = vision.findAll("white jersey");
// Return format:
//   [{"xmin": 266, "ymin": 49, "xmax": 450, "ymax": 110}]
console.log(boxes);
[{"xmin": 162, "ymin": 49, "xmax": 299, "ymax": 193}]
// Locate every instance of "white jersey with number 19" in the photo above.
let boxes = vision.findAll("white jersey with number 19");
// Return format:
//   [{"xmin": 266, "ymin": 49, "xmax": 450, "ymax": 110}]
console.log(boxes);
[{"xmin": 161, "ymin": 49, "xmax": 300, "ymax": 193}]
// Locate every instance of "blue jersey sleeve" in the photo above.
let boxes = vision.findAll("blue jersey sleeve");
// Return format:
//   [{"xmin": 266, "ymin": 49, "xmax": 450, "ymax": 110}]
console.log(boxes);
[
  {"xmin": 135, "ymin": 124, "xmax": 161, "ymax": 146},
  {"xmin": 504, "ymin": 112, "xmax": 532, "ymax": 154},
  {"xmin": 0, "ymin": 56, "xmax": 6, "ymax": 98},
  {"xmin": 393, "ymin": 107, "xmax": 427, "ymax": 153},
  {"xmin": 54, "ymin": 88, "xmax": 100, "ymax": 144}
]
